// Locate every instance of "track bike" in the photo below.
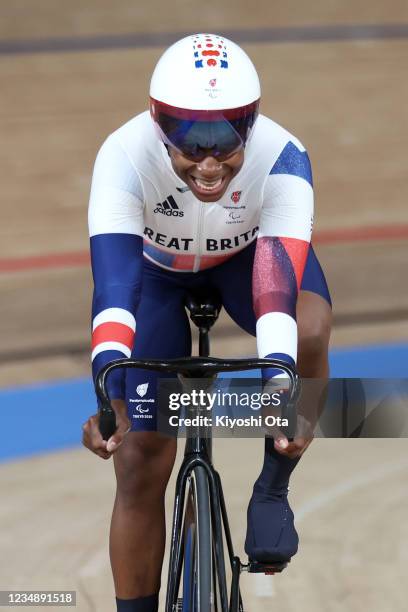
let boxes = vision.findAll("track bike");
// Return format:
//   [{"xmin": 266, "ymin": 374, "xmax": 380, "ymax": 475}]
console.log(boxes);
[{"xmin": 96, "ymin": 291, "xmax": 299, "ymax": 611}]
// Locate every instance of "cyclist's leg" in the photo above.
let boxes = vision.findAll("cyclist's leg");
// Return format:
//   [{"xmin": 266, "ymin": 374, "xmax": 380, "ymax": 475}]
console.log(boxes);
[
  {"xmin": 111, "ymin": 261, "xmax": 191, "ymax": 610},
  {"xmin": 210, "ymin": 242, "xmax": 332, "ymax": 562}
]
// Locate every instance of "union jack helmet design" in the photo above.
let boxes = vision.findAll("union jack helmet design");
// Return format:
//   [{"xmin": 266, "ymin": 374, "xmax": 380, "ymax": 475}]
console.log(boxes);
[{"xmin": 150, "ymin": 34, "xmax": 260, "ymax": 160}]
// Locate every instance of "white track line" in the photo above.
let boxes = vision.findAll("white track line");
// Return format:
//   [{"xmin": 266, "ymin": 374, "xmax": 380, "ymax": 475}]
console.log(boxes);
[
  {"xmin": 254, "ymin": 572, "xmax": 276, "ymax": 598},
  {"xmin": 296, "ymin": 458, "xmax": 408, "ymax": 523},
  {"xmin": 78, "ymin": 547, "xmax": 109, "ymax": 578}
]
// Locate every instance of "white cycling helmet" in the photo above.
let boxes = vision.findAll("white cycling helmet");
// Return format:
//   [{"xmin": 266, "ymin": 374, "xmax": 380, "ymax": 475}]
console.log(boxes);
[{"xmin": 150, "ymin": 33, "xmax": 261, "ymax": 161}]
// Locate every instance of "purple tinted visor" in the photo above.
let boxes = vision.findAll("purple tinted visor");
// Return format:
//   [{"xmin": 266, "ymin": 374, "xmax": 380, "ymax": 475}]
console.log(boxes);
[{"xmin": 150, "ymin": 98, "xmax": 259, "ymax": 161}]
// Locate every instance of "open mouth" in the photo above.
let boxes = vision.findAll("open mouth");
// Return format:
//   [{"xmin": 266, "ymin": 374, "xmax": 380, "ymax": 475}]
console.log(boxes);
[{"xmin": 190, "ymin": 175, "xmax": 226, "ymax": 196}]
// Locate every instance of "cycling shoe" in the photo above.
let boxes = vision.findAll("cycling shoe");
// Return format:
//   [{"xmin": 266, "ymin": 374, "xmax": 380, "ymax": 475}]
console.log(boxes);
[{"xmin": 244, "ymin": 486, "xmax": 298, "ymax": 563}]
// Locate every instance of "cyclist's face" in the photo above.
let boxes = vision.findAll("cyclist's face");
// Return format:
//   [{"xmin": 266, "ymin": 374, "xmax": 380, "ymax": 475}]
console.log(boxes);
[{"xmin": 168, "ymin": 147, "xmax": 245, "ymax": 202}]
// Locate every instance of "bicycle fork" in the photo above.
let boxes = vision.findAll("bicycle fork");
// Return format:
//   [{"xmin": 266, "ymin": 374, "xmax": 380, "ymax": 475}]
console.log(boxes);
[{"xmin": 165, "ymin": 453, "xmax": 235, "ymax": 612}]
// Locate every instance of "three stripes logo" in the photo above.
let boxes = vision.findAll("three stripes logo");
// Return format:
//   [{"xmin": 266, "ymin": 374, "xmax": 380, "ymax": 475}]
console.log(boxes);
[{"xmin": 154, "ymin": 195, "xmax": 184, "ymax": 217}]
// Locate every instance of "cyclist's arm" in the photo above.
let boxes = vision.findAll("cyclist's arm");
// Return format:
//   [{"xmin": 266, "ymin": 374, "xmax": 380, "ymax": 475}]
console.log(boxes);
[
  {"xmin": 88, "ymin": 134, "xmax": 145, "ymax": 400},
  {"xmin": 254, "ymin": 140, "xmax": 314, "ymax": 379}
]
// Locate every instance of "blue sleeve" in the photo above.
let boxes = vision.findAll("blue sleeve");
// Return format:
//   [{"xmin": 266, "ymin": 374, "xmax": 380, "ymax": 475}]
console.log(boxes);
[{"xmin": 91, "ymin": 233, "xmax": 143, "ymax": 400}]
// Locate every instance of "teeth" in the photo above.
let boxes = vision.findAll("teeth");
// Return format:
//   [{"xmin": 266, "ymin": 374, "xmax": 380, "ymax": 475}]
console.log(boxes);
[{"xmin": 194, "ymin": 177, "xmax": 223, "ymax": 191}]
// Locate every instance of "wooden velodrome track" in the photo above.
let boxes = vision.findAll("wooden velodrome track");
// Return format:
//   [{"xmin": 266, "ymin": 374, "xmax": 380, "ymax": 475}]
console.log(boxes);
[{"xmin": 1, "ymin": 1, "xmax": 407, "ymax": 610}]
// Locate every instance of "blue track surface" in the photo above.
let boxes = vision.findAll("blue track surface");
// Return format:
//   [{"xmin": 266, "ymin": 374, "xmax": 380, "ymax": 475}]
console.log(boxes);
[
  {"xmin": 1, "ymin": 343, "xmax": 407, "ymax": 462},
  {"xmin": 1, "ymin": 378, "xmax": 95, "ymax": 462},
  {"xmin": 329, "ymin": 343, "xmax": 408, "ymax": 378}
]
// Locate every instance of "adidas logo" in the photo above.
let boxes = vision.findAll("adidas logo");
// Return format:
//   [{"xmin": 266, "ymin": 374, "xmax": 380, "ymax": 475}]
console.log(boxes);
[{"xmin": 153, "ymin": 195, "xmax": 184, "ymax": 217}]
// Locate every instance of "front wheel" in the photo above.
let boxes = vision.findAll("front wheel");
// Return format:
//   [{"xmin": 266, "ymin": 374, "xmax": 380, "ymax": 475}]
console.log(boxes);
[{"xmin": 181, "ymin": 466, "xmax": 213, "ymax": 612}]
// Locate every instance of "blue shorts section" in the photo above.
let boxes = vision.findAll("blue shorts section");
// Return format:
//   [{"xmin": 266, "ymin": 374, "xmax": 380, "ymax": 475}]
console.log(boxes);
[
  {"xmin": 301, "ymin": 244, "xmax": 332, "ymax": 306},
  {"xmin": 0, "ymin": 342, "xmax": 407, "ymax": 462},
  {"xmin": 127, "ymin": 242, "xmax": 331, "ymax": 431}
]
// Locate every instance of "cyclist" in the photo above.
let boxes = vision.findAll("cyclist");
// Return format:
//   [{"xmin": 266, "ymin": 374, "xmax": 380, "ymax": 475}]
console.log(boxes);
[{"xmin": 83, "ymin": 33, "xmax": 332, "ymax": 612}]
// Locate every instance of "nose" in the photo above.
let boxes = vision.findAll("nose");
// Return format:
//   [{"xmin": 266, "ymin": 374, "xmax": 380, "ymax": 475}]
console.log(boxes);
[{"xmin": 196, "ymin": 155, "xmax": 222, "ymax": 176}]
